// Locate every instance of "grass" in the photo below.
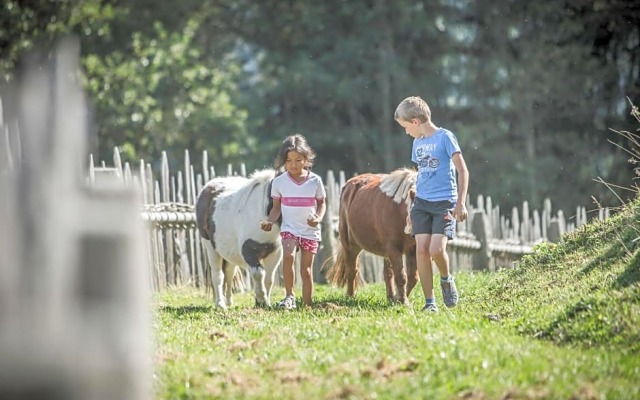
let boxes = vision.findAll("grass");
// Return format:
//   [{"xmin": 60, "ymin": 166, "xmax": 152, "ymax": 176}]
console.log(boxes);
[{"xmin": 152, "ymin": 198, "xmax": 640, "ymax": 399}]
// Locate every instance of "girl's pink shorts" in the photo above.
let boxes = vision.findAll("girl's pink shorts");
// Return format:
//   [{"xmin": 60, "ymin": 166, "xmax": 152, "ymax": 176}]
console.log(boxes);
[{"xmin": 280, "ymin": 231, "xmax": 319, "ymax": 254}]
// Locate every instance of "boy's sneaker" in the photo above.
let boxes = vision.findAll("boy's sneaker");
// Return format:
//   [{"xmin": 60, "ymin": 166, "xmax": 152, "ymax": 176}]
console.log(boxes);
[
  {"xmin": 421, "ymin": 303, "xmax": 439, "ymax": 313},
  {"xmin": 277, "ymin": 295, "xmax": 296, "ymax": 310},
  {"xmin": 441, "ymin": 276, "xmax": 459, "ymax": 308}
]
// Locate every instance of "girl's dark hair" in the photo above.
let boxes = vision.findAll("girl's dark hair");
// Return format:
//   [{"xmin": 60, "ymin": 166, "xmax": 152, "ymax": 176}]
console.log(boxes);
[{"xmin": 274, "ymin": 134, "xmax": 316, "ymax": 170}]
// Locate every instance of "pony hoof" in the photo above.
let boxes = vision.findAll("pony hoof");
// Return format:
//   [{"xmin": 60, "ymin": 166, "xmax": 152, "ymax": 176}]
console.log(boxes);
[
  {"xmin": 254, "ymin": 300, "xmax": 270, "ymax": 309},
  {"xmin": 215, "ymin": 303, "xmax": 227, "ymax": 310},
  {"xmin": 389, "ymin": 297, "xmax": 410, "ymax": 306},
  {"xmin": 398, "ymin": 297, "xmax": 410, "ymax": 306}
]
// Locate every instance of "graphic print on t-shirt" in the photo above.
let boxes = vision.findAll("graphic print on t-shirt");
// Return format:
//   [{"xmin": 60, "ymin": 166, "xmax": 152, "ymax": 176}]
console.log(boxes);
[{"xmin": 416, "ymin": 143, "xmax": 439, "ymax": 179}]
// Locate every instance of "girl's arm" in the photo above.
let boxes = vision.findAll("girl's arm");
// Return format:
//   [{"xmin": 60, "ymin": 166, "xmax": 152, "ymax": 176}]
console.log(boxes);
[
  {"xmin": 315, "ymin": 198, "xmax": 326, "ymax": 220},
  {"xmin": 261, "ymin": 198, "xmax": 282, "ymax": 231},
  {"xmin": 307, "ymin": 198, "xmax": 326, "ymax": 227}
]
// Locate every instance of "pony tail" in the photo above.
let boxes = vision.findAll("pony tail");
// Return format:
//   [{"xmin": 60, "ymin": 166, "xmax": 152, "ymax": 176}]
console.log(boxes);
[
  {"xmin": 323, "ymin": 245, "xmax": 347, "ymax": 287},
  {"xmin": 323, "ymin": 244, "xmax": 365, "ymax": 290}
]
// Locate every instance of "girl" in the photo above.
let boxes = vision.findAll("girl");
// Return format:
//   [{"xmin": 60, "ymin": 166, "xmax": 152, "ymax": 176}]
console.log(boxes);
[{"xmin": 260, "ymin": 134, "xmax": 326, "ymax": 309}]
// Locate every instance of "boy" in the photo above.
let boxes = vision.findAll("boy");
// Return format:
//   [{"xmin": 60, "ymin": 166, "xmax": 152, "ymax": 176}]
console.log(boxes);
[{"xmin": 395, "ymin": 96, "xmax": 469, "ymax": 312}]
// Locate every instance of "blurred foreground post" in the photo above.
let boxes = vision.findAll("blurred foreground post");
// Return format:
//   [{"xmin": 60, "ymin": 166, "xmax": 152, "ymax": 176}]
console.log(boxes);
[{"xmin": 0, "ymin": 38, "xmax": 150, "ymax": 400}]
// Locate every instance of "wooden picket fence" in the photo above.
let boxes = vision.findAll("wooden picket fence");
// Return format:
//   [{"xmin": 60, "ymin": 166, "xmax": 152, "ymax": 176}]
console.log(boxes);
[
  {"xmin": 2, "ymin": 118, "xmax": 611, "ymax": 291},
  {"xmin": 0, "ymin": 47, "xmax": 615, "ymax": 295},
  {"xmin": 84, "ymin": 147, "xmax": 610, "ymax": 290}
]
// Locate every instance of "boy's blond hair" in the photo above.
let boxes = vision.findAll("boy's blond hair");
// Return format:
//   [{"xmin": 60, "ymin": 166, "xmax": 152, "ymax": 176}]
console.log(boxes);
[{"xmin": 394, "ymin": 96, "xmax": 431, "ymax": 123}]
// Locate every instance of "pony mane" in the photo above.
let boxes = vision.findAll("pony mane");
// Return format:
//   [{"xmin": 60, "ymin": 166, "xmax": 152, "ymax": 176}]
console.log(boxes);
[
  {"xmin": 232, "ymin": 168, "xmax": 277, "ymax": 212},
  {"xmin": 378, "ymin": 168, "xmax": 417, "ymax": 204},
  {"xmin": 248, "ymin": 168, "xmax": 277, "ymax": 183}
]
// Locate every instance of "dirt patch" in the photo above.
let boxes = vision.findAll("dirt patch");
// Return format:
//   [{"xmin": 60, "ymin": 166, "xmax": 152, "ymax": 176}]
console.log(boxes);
[
  {"xmin": 316, "ymin": 302, "xmax": 345, "ymax": 311},
  {"xmin": 228, "ymin": 339, "xmax": 258, "ymax": 352},
  {"xmin": 361, "ymin": 358, "xmax": 420, "ymax": 379},
  {"xmin": 326, "ymin": 384, "xmax": 361, "ymax": 400},
  {"xmin": 208, "ymin": 330, "xmax": 229, "ymax": 340}
]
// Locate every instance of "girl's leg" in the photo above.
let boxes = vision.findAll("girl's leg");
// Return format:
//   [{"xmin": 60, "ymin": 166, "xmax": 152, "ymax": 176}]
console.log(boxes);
[
  {"xmin": 299, "ymin": 249, "xmax": 315, "ymax": 306},
  {"xmin": 281, "ymin": 238, "xmax": 298, "ymax": 297}
]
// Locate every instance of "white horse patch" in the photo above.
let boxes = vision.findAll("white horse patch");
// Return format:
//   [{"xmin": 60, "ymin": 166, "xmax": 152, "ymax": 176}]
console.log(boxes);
[{"xmin": 195, "ymin": 169, "xmax": 282, "ymax": 308}]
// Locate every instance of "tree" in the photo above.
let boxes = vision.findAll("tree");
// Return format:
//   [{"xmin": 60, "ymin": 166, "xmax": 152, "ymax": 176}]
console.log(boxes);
[{"xmin": 82, "ymin": 16, "xmax": 251, "ymax": 168}]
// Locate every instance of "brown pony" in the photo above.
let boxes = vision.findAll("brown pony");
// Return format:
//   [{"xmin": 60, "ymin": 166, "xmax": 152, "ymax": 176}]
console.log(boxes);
[{"xmin": 325, "ymin": 168, "xmax": 418, "ymax": 305}]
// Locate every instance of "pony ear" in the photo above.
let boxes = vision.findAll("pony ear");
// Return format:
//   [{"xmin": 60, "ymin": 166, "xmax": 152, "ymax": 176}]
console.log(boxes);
[{"xmin": 409, "ymin": 188, "xmax": 416, "ymax": 201}]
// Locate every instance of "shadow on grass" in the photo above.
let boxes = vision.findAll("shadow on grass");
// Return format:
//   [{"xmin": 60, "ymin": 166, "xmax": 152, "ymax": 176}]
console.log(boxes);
[
  {"xmin": 578, "ymin": 229, "xmax": 639, "ymax": 288},
  {"xmin": 579, "ymin": 240, "xmax": 623, "ymax": 277},
  {"xmin": 314, "ymin": 293, "xmax": 402, "ymax": 310},
  {"xmin": 159, "ymin": 305, "xmax": 213, "ymax": 317},
  {"xmin": 616, "ymin": 251, "xmax": 640, "ymax": 288}
]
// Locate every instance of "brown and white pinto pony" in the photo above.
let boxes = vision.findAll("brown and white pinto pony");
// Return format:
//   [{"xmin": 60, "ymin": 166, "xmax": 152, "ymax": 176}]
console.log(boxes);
[
  {"xmin": 325, "ymin": 168, "xmax": 418, "ymax": 305},
  {"xmin": 196, "ymin": 169, "xmax": 282, "ymax": 309}
]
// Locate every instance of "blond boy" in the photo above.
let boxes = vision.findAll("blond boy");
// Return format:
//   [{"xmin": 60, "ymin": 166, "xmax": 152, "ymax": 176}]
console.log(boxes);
[{"xmin": 395, "ymin": 96, "xmax": 469, "ymax": 312}]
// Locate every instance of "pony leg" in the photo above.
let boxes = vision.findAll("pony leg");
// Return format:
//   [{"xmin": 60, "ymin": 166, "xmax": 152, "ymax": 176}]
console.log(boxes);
[
  {"xmin": 202, "ymin": 239, "xmax": 226, "ymax": 309},
  {"xmin": 243, "ymin": 249, "xmax": 268, "ymax": 307},
  {"xmin": 242, "ymin": 239, "xmax": 276, "ymax": 308},
  {"xmin": 383, "ymin": 258, "xmax": 396, "ymax": 302},
  {"xmin": 248, "ymin": 266, "xmax": 268, "ymax": 307},
  {"xmin": 388, "ymin": 250, "xmax": 409, "ymax": 306},
  {"xmin": 223, "ymin": 262, "xmax": 236, "ymax": 307},
  {"xmin": 263, "ymin": 245, "xmax": 283, "ymax": 302},
  {"xmin": 345, "ymin": 248, "xmax": 361, "ymax": 297},
  {"xmin": 405, "ymin": 252, "xmax": 419, "ymax": 298}
]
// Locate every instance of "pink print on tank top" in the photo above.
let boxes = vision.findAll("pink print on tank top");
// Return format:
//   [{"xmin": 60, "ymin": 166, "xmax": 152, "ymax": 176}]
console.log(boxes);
[{"xmin": 280, "ymin": 197, "xmax": 317, "ymax": 207}]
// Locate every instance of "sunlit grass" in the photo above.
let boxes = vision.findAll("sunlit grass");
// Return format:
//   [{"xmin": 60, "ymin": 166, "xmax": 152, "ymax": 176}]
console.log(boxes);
[{"xmin": 152, "ymin": 198, "xmax": 640, "ymax": 399}]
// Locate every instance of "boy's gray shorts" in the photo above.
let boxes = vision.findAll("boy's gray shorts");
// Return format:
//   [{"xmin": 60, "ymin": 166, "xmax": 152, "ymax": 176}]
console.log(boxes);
[{"xmin": 410, "ymin": 197, "xmax": 456, "ymax": 240}]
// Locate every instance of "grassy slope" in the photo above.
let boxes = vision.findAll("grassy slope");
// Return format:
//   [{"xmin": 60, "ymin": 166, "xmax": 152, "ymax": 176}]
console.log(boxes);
[
  {"xmin": 468, "ymin": 196, "xmax": 640, "ymax": 351},
  {"xmin": 153, "ymin": 198, "xmax": 640, "ymax": 400}
]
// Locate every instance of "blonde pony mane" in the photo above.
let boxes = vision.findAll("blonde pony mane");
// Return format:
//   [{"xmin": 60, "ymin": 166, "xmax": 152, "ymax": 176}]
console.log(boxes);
[
  {"xmin": 378, "ymin": 168, "xmax": 417, "ymax": 204},
  {"xmin": 232, "ymin": 168, "xmax": 277, "ymax": 209},
  {"xmin": 248, "ymin": 168, "xmax": 277, "ymax": 183}
]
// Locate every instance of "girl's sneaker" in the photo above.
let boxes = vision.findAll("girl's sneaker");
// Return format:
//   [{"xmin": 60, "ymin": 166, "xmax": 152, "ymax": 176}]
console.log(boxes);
[{"xmin": 277, "ymin": 295, "xmax": 296, "ymax": 310}]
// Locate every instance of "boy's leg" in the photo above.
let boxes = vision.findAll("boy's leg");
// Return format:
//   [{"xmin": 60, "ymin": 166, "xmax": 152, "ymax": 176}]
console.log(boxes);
[
  {"xmin": 429, "ymin": 234, "xmax": 450, "ymax": 277},
  {"xmin": 427, "ymin": 201, "xmax": 458, "ymax": 307},
  {"xmin": 300, "ymin": 249, "xmax": 315, "ymax": 306},
  {"xmin": 415, "ymin": 233, "xmax": 434, "ymax": 301},
  {"xmin": 411, "ymin": 197, "xmax": 437, "ymax": 311},
  {"xmin": 430, "ymin": 234, "xmax": 458, "ymax": 307}
]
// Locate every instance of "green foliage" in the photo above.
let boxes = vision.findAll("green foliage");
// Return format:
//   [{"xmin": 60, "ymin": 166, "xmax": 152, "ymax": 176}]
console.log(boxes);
[
  {"xmin": 82, "ymin": 17, "xmax": 251, "ymax": 166},
  {"xmin": 3, "ymin": 0, "xmax": 639, "ymax": 213},
  {"xmin": 0, "ymin": 0, "xmax": 115, "ymax": 77}
]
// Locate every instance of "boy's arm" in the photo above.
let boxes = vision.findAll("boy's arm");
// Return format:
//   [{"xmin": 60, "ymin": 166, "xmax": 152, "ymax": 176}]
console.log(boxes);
[{"xmin": 452, "ymin": 152, "xmax": 469, "ymax": 222}]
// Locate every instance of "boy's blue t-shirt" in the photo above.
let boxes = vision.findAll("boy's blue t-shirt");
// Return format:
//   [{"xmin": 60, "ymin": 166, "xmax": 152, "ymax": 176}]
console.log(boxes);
[{"xmin": 411, "ymin": 128, "xmax": 461, "ymax": 202}]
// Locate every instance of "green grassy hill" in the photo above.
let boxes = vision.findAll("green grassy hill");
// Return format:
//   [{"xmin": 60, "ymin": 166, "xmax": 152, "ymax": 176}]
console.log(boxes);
[
  {"xmin": 468, "ymin": 196, "xmax": 640, "ymax": 352},
  {"xmin": 153, "ymin": 197, "xmax": 640, "ymax": 399}
]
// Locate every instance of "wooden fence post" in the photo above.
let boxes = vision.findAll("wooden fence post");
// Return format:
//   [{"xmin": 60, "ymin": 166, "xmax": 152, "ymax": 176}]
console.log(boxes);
[
  {"xmin": 547, "ymin": 220, "xmax": 561, "ymax": 243},
  {"xmin": 0, "ymin": 38, "xmax": 149, "ymax": 400},
  {"xmin": 471, "ymin": 209, "xmax": 492, "ymax": 270},
  {"xmin": 161, "ymin": 151, "xmax": 174, "ymax": 285}
]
